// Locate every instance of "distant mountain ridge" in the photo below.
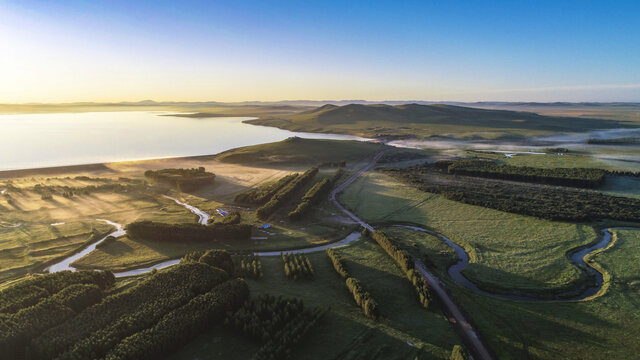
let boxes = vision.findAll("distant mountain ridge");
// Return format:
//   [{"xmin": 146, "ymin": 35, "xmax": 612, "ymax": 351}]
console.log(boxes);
[{"xmin": 245, "ymin": 103, "xmax": 634, "ymax": 140}]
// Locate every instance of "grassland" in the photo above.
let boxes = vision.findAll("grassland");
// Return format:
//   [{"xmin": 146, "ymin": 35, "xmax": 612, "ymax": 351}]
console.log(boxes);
[
  {"xmin": 438, "ymin": 228, "xmax": 640, "ymax": 360},
  {"xmin": 339, "ymin": 170, "xmax": 640, "ymax": 359},
  {"xmin": 170, "ymin": 236, "xmax": 461, "ymax": 360},
  {"xmin": 339, "ymin": 171, "xmax": 599, "ymax": 295},
  {"xmin": 246, "ymin": 103, "xmax": 632, "ymax": 140}
]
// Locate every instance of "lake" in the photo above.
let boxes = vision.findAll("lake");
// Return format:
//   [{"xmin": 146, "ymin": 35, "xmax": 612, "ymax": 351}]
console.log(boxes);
[{"xmin": 0, "ymin": 111, "xmax": 366, "ymax": 171}]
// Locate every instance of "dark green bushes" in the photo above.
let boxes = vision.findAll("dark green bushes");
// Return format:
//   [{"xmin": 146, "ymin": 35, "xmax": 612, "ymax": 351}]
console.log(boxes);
[
  {"xmin": 29, "ymin": 263, "xmax": 228, "ymax": 360},
  {"xmin": 235, "ymin": 174, "xmax": 299, "ymax": 205},
  {"xmin": 0, "ymin": 284, "xmax": 103, "ymax": 358},
  {"xmin": 197, "ymin": 249, "xmax": 235, "ymax": 275},
  {"xmin": 385, "ymin": 168, "xmax": 640, "ymax": 222},
  {"xmin": 256, "ymin": 167, "xmax": 318, "ymax": 220},
  {"xmin": 235, "ymin": 254, "xmax": 264, "ymax": 279},
  {"xmin": 225, "ymin": 294, "xmax": 325, "ymax": 360},
  {"xmin": 220, "ymin": 211, "xmax": 241, "ymax": 224},
  {"xmin": 126, "ymin": 220, "xmax": 251, "ymax": 242},
  {"xmin": 446, "ymin": 160, "xmax": 605, "ymax": 188},
  {"xmin": 103, "ymin": 278, "xmax": 249, "ymax": 360},
  {"xmin": 371, "ymin": 231, "xmax": 431, "ymax": 309},
  {"xmin": 0, "ymin": 270, "xmax": 114, "ymax": 314},
  {"xmin": 144, "ymin": 167, "xmax": 215, "ymax": 191},
  {"xmin": 281, "ymin": 253, "xmax": 314, "ymax": 280}
]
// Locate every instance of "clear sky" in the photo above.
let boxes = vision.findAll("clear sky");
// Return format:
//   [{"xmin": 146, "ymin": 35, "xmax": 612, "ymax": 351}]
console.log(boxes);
[{"xmin": 1, "ymin": 0, "xmax": 639, "ymax": 103}]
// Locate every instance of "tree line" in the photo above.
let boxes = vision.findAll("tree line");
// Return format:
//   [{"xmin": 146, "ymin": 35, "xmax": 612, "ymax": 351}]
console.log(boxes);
[
  {"xmin": 281, "ymin": 253, "xmax": 314, "ymax": 280},
  {"xmin": 288, "ymin": 168, "xmax": 343, "ymax": 221},
  {"xmin": 235, "ymin": 174, "xmax": 299, "ymax": 205},
  {"xmin": 182, "ymin": 249, "xmax": 236, "ymax": 275},
  {"xmin": 371, "ymin": 231, "xmax": 431, "ymax": 309},
  {"xmin": 0, "ymin": 270, "xmax": 114, "ymax": 314},
  {"xmin": 326, "ymin": 248, "xmax": 379, "ymax": 320},
  {"xmin": 144, "ymin": 167, "xmax": 215, "ymax": 191},
  {"xmin": 256, "ymin": 167, "xmax": 319, "ymax": 220},
  {"xmin": 28, "ymin": 262, "xmax": 230, "ymax": 360},
  {"xmin": 0, "ymin": 284, "xmax": 103, "ymax": 357},
  {"xmin": 225, "ymin": 294, "xmax": 325, "ymax": 360},
  {"xmin": 103, "ymin": 279, "xmax": 249, "ymax": 360},
  {"xmin": 442, "ymin": 159, "xmax": 606, "ymax": 188},
  {"xmin": 127, "ymin": 220, "xmax": 252, "ymax": 242},
  {"xmin": 385, "ymin": 168, "xmax": 640, "ymax": 222},
  {"xmin": 234, "ymin": 254, "xmax": 264, "ymax": 279}
]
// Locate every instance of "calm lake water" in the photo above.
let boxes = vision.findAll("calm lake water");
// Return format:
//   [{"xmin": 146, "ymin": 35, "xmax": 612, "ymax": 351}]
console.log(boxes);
[{"xmin": 0, "ymin": 111, "xmax": 366, "ymax": 171}]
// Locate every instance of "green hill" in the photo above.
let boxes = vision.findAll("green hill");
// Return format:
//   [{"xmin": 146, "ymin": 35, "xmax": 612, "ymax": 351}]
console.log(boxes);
[
  {"xmin": 246, "ymin": 103, "xmax": 630, "ymax": 139},
  {"xmin": 216, "ymin": 137, "xmax": 387, "ymax": 165}
]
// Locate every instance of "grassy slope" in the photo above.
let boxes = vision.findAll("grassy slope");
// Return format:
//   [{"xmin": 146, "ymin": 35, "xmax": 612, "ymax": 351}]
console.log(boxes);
[
  {"xmin": 216, "ymin": 137, "xmax": 387, "ymax": 165},
  {"xmin": 443, "ymin": 228, "xmax": 640, "ymax": 360},
  {"xmin": 246, "ymin": 103, "xmax": 629, "ymax": 139},
  {"xmin": 339, "ymin": 171, "xmax": 597, "ymax": 294},
  {"xmin": 171, "ymin": 237, "xmax": 460, "ymax": 360},
  {"xmin": 339, "ymin": 170, "xmax": 640, "ymax": 359}
]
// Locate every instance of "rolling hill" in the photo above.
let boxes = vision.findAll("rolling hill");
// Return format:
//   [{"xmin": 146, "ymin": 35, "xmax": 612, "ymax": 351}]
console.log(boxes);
[{"xmin": 245, "ymin": 103, "xmax": 631, "ymax": 140}]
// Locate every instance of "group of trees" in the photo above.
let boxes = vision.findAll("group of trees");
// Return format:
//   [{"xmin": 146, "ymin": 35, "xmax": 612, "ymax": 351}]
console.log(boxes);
[
  {"xmin": 235, "ymin": 174, "xmax": 299, "ymax": 205},
  {"xmin": 144, "ymin": 167, "xmax": 216, "ymax": 191},
  {"xmin": 0, "ymin": 284, "xmax": 103, "ymax": 356},
  {"xmin": 234, "ymin": 254, "xmax": 264, "ymax": 279},
  {"xmin": 385, "ymin": 169, "xmax": 640, "ymax": 222},
  {"xmin": 182, "ymin": 249, "xmax": 235, "ymax": 275},
  {"xmin": 103, "ymin": 279, "xmax": 249, "ymax": 360},
  {"xmin": 281, "ymin": 253, "xmax": 314, "ymax": 280},
  {"xmin": 444, "ymin": 159, "xmax": 606, "ymax": 188},
  {"xmin": 225, "ymin": 294, "xmax": 325, "ymax": 360},
  {"xmin": 32, "ymin": 182, "xmax": 147, "ymax": 198},
  {"xmin": 326, "ymin": 248, "xmax": 348, "ymax": 278},
  {"xmin": 345, "ymin": 278, "xmax": 380, "ymax": 320},
  {"xmin": 0, "ymin": 270, "xmax": 114, "ymax": 314},
  {"xmin": 219, "ymin": 211, "xmax": 242, "ymax": 225},
  {"xmin": 127, "ymin": 220, "xmax": 252, "ymax": 242},
  {"xmin": 256, "ymin": 167, "xmax": 319, "ymax": 220},
  {"xmin": 28, "ymin": 262, "xmax": 230, "ymax": 360},
  {"xmin": 371, "ymin": 231, "xmax": 431, "ymax": 309},
  {"xmin": 288, "ymin": 168, "xmax": 344, "ymax": 221},
  {"xmin": 326, "ymin": 249, "xmax": 379, "ymax": 320}
]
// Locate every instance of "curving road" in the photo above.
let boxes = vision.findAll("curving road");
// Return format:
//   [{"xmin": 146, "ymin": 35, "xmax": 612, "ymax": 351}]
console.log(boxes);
[{"xmin": 329, "ymin": 150, "xmax": 495, "ymax": 360}]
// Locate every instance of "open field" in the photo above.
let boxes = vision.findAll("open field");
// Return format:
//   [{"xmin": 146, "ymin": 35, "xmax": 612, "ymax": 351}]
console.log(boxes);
[
  {"xmin": 434, "ymin": 228, "xmax": 640, "ymax": 360},
  {"xmin": 339, "ymin": 171, "xmax": 599, "ymax": 295}
]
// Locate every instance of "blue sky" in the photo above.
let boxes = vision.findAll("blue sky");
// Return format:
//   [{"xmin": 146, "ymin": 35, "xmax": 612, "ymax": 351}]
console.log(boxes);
[{"xmin": 1, "ymin": 0, "xmax": 639, "ymax": 102}]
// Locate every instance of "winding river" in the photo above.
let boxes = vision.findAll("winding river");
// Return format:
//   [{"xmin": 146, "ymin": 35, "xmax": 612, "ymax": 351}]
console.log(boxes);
[
  {"xmin": 398, "ymin": 224, "xmax": 639, "ymax": 301},
  {"xmin": 45, "ymin": 154, "xmax": 635, "ymax": 303},
  {"xmin": 46, "ymin": 199, "xmax": 363, "ymax": 277}
]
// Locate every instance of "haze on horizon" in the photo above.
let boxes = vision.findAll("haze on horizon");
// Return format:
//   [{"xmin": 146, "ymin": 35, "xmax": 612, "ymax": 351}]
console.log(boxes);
[{"xmin": 1, "ymin": 0, "xmax": 639, "ymax": 103}]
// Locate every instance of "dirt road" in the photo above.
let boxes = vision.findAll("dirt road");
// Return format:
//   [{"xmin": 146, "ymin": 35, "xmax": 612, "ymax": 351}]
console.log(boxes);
[{"xmin": 329, "ymin": 150, "xmax": 495, "ymax": 360}]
